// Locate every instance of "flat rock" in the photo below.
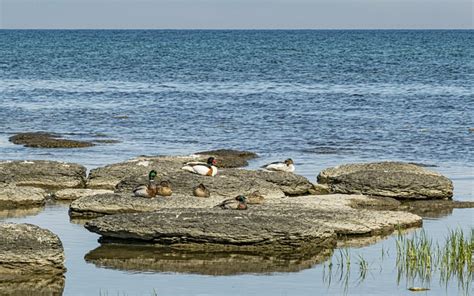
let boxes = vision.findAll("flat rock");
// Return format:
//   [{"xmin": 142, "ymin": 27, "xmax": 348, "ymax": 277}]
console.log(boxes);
[
  {"xmin": 84, "ymin": 243, "xmax": 332, "ymax": 275},
  {"xmin": 317, "ymin": 161, "xmax": 453, "ymax": 199},
  {"xmin": 0, "ymin": 184, "xmax": 47, "ymax": 209},
  {"xmin": 195, "ymin": 149, "xmax": 258, "ymax": 168},
  {"xmin": 0, "ymin": 160, "xmax": 87, "ymax": 189},
  {"xmin": 84, "ymin": 195, "xmax": 422, "ymax": 250},
  {"xmin": 86, "ymin": 155, "xmax": 199, "ymax": 189},
  {"xmin": 87, "ymin": 155, "xmax": 312, "ymax": 196},
  {"xmin": 115, "ymin": 169, "xmax": 286, "ymax": 199},
  {"xmin": 9, "ymin": 132, "xmax": 94, "ymax": 148},
  {"xmin": 0, "ymin": 223, "xmax": 66, "ymax": 278},
  {"xmin": 70, "ymin": 192, "xmax": 266, "ymax": 218},
  {"xmin": 53, "ymin": 188, "xmax": 113, "ymax": 200}
]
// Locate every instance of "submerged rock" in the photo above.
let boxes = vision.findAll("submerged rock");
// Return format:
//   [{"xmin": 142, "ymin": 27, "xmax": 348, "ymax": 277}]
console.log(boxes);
[
  {"xmin": 84, "ymin": 195, "xmax": 422, "ymax": 251},
  {"xmin": 195, "ymin": 149, "xmax": 258, "ymax": 168},
  {"xmin": 398, "ymin": 199, "xmax": 474, "ymax": 218},
  {"xmin": 9, "ymin": 132, "xmax": 94, "ymax": 148},
  {"xmin": 53, "ymin": 188, "xmax": 113, "ymax": 201},
  {"xmin": 0, "ymin": 184, "xmax": 47, "ymax": 209},
  {"xmin": 0, "ymin": 160, "xmax": 87, "ymax": 189},
  {"xmin": 85, "ymin": 243, "xmax": 332, "ymax": 275},
  {"xmin": 0, "ymin": 223, "xmax": 66, "ymax": 278},
  {"xmin": 317, "ymin": 162, "xmax": 453, "ymax": 199}
]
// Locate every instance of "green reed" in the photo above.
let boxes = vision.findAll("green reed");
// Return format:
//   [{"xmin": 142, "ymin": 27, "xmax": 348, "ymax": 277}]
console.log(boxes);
[{"xmin": 396, "ymin": 228, "xmax": 473, "ymax": 291}]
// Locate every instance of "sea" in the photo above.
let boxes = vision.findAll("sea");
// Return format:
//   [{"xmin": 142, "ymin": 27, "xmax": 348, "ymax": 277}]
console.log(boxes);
[{"xmin": 0, "ymin": 30, "xmax": 473, "ymax": 295}]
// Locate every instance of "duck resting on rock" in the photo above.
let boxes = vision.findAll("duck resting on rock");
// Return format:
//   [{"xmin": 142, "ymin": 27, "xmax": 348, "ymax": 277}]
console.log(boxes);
[
  {"xmin": 215, "ymin": 195, "xmax": 248, "ymax": 210},
  {"xmin": 193, "ymin": 183, "xmax": 210, "ymax": 198},
  {"xmin": 261, "ymin": 158, "xmax": 295, "ymax": 173},
  {"xmin": 156, "ymin": 180, "xmax": 172, "ymax": 197},
  {"xmin": 247, "ymin": 190, "xmax": 265, "ymax": 204},
  {"xmin": 182, "ymin": 157, "xmax": 218, "ymax": 176},
  {"xmin": 133, "ymin": 170, "xmax": 158, "ymax": 198}
]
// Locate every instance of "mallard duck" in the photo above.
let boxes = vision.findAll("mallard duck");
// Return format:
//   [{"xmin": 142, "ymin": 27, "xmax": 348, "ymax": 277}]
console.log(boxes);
[
  {"xmin": 261, "ymin": 158, "xmax": 295, "ymax": 173},
  {"xmin": 156, "ymin": 180, "xmax": 172, "ymax": 197},
  {"xmin": 133, "ymin": 170, "xmax": 158, "ymax": 198},
  {"xmin": 193, "ymin": 183, "xmax": 210, "ymax": 198},
  {"xmin": 182, "ymin": 157, "xmax": 218, "ymax": 176},
  {"xmin": 247, "ymin": 190, "xmax": 264, "ymax": 204},
  {"xmin": 215, "ymin": 195, "xmax": 247, "ymax": 210}
]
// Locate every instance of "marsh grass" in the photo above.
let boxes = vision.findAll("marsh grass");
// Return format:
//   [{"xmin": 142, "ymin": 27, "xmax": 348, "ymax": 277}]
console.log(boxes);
[
  {"xmin": 323, "ymin": 228, "xmax": 473, "ymax": 294},
  {"xmin": 396, "ymin": 228, "xmax": 473, "ymax": 292}
]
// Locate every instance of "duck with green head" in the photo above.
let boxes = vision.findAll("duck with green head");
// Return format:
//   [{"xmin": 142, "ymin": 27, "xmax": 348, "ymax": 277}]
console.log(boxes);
[
  {"xmin": 215, "ymin": 195, "xmax": 247, "ymax": 210},
  {"xmin": 133, "ymin": 170, "xmax": 158, "ymax": 198}
]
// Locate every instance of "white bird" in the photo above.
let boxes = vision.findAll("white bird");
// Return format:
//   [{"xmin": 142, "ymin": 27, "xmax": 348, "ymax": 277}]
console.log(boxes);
[
  {"xmin": 261, "ymin": 158, "xmax": 295, "ymax": 173},
  {"xmin": 182, "ymin": 157, "xmax": 218, "ymax": 176}
]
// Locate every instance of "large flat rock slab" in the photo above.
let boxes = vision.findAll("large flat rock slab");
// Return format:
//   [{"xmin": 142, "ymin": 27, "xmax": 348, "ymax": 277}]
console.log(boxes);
[
  {"xmin": 84, "ymin": 195, "xmax": 422, "ymax": 251},
  {"xmin": 0, "ymin": 160, "xmax": 86, "ymax": 189},
  {"xmin": 53, "ymin": 188, "xmax": 113, "ymax": 201},
  {"xmin": 85, "ymin": 207, "xmax": 337, "ymax": 252},
  {"xmin": 84, "ymin": 243, "xmax": 332, "ymax": 275},
  {"xmin": 0, "ymin": 223, "xmax": 66, "ymax": 278},
  {"xmin": 0, "ymin": 184, "xmax": 47, "ymax": 209},
  {"xmin": 317, "ymin": 162, "xmax": 453, "ymax": 199}
]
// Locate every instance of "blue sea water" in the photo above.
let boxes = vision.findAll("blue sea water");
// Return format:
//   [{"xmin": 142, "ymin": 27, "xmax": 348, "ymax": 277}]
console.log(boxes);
[{"xmin": 0, "ymin": 30, "xmax": 473, "ymax": 295}]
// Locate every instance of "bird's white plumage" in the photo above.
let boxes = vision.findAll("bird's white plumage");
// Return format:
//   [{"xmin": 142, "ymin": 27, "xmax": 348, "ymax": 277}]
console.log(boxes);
[
  {"xmin": 182, "ymin": 164, "xmax": 217, "ymax": 176},
  {"xmin": 262, "ymin": 162, "xmax": 295, "ymax": 173}
]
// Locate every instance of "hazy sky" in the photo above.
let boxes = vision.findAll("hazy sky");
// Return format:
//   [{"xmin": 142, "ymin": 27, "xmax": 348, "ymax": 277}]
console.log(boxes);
[{"xmin": 1, "ymin": 0, "xmax": 472, "ymax": 29}]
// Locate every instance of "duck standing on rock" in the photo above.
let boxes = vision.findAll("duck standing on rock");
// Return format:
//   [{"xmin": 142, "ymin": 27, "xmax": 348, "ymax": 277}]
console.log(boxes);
[
  {"xmin": 261, "ymin": 158, "xmax": 295, "ymax": 173},
  {"xmin": 182, "ymin": 157, "xmax": 218, "ymax": 176},
  {"xmin": 156, "ymin": 180, "xmax": 172, "ymax": 197},
  {"xmin": 215, "ymin": 195, "xmax": 248, "ymax": 210},
  {"xmin": 133, "ymin": 170, "xmax": 158, "ymax": 198},
  {"xmin": 193, "ymin": 183, "xmax": 210, "ymax": 198}
]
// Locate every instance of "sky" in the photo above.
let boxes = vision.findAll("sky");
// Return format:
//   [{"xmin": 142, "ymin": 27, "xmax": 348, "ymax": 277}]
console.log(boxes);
[{"xmin": 0, "ymin": 0, "xmax": 472, "ymax": 29}]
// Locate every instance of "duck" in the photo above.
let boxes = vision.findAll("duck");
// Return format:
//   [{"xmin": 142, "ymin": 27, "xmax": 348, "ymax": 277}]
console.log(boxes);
[
  {"xmin": 156, "ymin": 180, "xmax": 172, "ymax": 197},
  {"xmin": 247, "ymin": 190, "xmax": 265, "ymax": 204},
  {"xmin": 193, "ymin": 183, "xmax": 210, "ymax": 198},
  {"xmin": 133, "ymin": 170, "xmax": 158, "ymax": 198},
  {"xmin": 261, "ymin": 158, "xmax": 295, "ymax": 173},
  {"xmin": 182, "ymin": 157, "xmax": 218, "ymax": 176},
  {"xmin": 215, "ymin": 195, "xmax": 248, "ymax": 210}
]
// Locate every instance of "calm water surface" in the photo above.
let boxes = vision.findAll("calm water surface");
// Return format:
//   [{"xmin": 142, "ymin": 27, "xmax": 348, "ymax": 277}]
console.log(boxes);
[{"xmin": 0, "ymin": 30, "xmax": 473, "ymax": 295}]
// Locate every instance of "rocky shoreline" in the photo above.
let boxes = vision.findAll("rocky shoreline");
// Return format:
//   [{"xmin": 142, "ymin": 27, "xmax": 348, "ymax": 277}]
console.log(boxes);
[{"xmin": 0, "ymin": 150, "xmax": 471, "ymax": 280}]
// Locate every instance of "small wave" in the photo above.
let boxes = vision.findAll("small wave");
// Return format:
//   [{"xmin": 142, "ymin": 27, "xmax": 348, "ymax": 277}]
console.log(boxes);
[{"xmin": 0, "ymin": 79, "xmax": 472, "ymax": 96}]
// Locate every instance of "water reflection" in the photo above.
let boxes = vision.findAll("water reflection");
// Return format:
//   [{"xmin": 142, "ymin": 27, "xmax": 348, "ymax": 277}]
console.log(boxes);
[
  {"xmin": 85, "ymin": 243, "xmax": 333, "ymax": 275},
  {"xmin": 0, "ymin": 206, "xmax": 44, "ymax": 219},
  {"xmin": 0, "ymin": 274, "xmax": 64, "ymax": 296}
]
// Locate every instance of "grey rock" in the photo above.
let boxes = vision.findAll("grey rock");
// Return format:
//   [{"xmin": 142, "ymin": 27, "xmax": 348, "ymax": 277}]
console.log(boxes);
[
  {"xmin": 53, "ymin": 188, "xmax": 113, "ymax": 201},
  {"xmin": 84, "ymin": 195, "xmax": 422, "ymax": 250},
  {"xmin": 86, "ymin": 155, "xmax": 198, "ymax": 189},
  {"xmin": 317, "ymin": 161, "xmax": 453, "ymax": 199},
  {"xmin": 0, "ymin": 184, "xmax": 47, "ymax": 209},
  {"xmin": 115, "ymin": 169, "xmax": 285, "ymax": 199},
  {"xmin": 0, "ymin": 223, "xmax": 66, "ymax": 278},
  {"xmin": 0, "ymin": 160, "xmax": 87, "ymax": 189},
  {"xmin": 9, "ymin": 132, "xmax": 94, "ymax": 148},
  {"xmin": 195, "ymin": 149, "xmax": 258, "ymax": 168}
]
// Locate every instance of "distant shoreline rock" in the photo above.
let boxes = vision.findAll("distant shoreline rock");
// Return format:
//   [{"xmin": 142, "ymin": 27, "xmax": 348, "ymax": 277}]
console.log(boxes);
[{"xmin": 9, "ymin": 132, "xmax": 95, "ymax": 148}]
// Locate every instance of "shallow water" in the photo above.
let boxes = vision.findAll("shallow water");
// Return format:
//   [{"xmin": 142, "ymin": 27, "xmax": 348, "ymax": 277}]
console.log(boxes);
[{"xmin": 0, "ymin": 30, "xmax": 473, "ymax": 295}]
